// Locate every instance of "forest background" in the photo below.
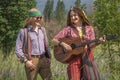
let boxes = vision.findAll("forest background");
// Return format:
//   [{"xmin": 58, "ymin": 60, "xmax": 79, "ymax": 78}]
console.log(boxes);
[{"xmin": 0, "ymin": 0, "xmax": 120, "ymax": 80}]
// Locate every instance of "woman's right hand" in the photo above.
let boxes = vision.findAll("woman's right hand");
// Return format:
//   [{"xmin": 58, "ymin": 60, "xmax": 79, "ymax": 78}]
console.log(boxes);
[
  {"xmin": 25, "ymin": 60, "xmax": 36, "ymax": 70},
  {"xmin": 60, "ymin": 42, "xmax": 72, "ymax": 51}
]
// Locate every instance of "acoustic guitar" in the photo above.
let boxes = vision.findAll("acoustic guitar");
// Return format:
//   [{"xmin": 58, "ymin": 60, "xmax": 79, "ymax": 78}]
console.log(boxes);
[{"xmin": 54, "ymin": 34, "xmax": 116, "ymax": 64}]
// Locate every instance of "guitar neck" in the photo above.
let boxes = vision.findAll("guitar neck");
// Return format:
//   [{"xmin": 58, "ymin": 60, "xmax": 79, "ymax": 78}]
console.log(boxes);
[
  {"xmin": 71, "ymin": 39, "xmax": 99, "ymax": 49},
  {"xmin": 71, "ymin": 34, "xmax": 116, "ymax": 49}
]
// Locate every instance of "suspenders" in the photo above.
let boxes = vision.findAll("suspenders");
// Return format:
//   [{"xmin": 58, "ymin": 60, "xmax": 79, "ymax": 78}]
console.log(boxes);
[
  {"xmin": 22, "ymin": 27, "xmax": 50, "ymax": 59},
  {"xmin": 22, "ymin": 28, "xmax": 32, "ymax": 60}
]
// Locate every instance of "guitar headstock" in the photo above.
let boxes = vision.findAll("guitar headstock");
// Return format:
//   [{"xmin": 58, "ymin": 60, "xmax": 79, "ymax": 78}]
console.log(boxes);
[{"xmin": 105, "ymin": 34, "xmax": 117, "ymax": 41}]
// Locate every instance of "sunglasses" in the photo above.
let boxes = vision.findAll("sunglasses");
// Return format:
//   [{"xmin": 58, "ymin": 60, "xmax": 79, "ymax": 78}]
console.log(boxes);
[{"xmin": 35, "ymin": 16, "xmax": 42, "ymax": 20}]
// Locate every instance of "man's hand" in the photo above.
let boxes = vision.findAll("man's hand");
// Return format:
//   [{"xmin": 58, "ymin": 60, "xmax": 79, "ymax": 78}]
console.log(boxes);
[{"xmin": 25, "ymin": 60, "xmax": 36, "ymax": 70}]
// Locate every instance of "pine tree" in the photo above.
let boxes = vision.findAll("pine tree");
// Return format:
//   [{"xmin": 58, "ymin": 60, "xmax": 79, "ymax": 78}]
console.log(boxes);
[
  {"xmin": 43, "ymin": 0, "xmax": 54, "ymax": 22},
  {"xmin": 55, "ymin": 0, "xmax": 66, "ymax": 23},
  {"xmin": 75, "ymin": 0, "xmax": 81, "ymax": 8},
  {"xmin": 74, "ymin": 0, "xmax": 86, "ymax": 10}
]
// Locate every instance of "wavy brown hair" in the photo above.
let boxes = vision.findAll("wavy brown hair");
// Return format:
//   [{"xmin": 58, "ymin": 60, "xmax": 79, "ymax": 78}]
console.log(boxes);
[{"xmin": 67, "ymin": 6, "xmax": 91, "ymax": 27}]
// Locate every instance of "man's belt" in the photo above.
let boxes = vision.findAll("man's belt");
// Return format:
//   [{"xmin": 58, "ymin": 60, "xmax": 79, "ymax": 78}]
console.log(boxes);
[{"xmin": 31, "ymin": 54, "xmax": 45, "ymax": 58}]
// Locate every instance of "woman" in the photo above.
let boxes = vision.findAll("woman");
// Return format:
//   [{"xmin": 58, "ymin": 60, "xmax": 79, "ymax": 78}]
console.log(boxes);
[
  {"xmin": 52, "ymin": 7, "xmax": 104, "ymax": 80},
  {"xmin": 15, "ymin": 8, "xmax": 52, "ymax": 80}
]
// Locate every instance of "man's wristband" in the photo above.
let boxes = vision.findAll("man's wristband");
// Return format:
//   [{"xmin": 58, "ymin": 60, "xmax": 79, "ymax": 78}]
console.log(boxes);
[
  {"xmin": 24, "ymin": 58, "xmax": 28, "ymax": 63},
  {"xmin": 20, "ymin": 55, "xmax": 28, "ymax": 63}
]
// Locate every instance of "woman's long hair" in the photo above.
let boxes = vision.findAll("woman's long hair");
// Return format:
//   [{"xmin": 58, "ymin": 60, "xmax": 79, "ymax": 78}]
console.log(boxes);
[
  {"xmin": 67, "ymin": 6, "xmax": 92, "ymax": 27},
  {"xmin": 24, "ymin": 8, "xmax": 44, "ymax": 28}
]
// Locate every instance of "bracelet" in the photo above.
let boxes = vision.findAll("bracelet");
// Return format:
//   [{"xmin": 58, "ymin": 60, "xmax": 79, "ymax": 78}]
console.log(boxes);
[
  {"xmin": 24, "ymin": 58, "xmax": 28, "ymax": 63},
  {"xmin": 20, "ymin": 55, "xmax": 28, "ymax": 63}
]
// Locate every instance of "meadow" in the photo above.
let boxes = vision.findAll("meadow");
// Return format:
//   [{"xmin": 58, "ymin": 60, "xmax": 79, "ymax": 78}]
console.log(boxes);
[
  {"xmin": 0, "ymin": 49, "xmax": 68, "ymax": 80},
  {"xmin": 0, "ymin": 44, "xmax": 120, "ymax": 80}
]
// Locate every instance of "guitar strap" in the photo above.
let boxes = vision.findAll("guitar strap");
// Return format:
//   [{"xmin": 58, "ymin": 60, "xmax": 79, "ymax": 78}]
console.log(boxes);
[{"xmin": 80, "ymin": 26, "xmax": 101, "ymax": 80}]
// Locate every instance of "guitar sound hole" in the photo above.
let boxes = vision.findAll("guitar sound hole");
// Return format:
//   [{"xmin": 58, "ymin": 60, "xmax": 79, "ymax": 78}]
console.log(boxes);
[
  {"xmin": 71, "ymin": 44, "xmax": 76, "ymax": 49},
  {"xmin": 63, "ymin": 48, "xmax": 67, "ymax": 54}
]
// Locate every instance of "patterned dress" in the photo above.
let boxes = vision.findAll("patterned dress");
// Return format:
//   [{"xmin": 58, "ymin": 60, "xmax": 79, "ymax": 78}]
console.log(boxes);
[{"xmin": 54, "ymin": 25, "xmax": 100, "ymax": 80}]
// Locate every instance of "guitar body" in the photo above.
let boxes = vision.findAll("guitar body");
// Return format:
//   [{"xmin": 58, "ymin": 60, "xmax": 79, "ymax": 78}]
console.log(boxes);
[
  {"xmin": 54, "ymin": 37, "xmax": 85, "ymax": 64},
  {"xmin": 54, "ymin": 34, "xmax": 116, "ymax": 64}
]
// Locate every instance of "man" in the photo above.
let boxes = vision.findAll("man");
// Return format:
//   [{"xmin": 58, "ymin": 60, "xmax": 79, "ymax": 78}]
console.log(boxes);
[{"xmin": 15, "ymin": 8, "xmax": 52, "ymax": 80}]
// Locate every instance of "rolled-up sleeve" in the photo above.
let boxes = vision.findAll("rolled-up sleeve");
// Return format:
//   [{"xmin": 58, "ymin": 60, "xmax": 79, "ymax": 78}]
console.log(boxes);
[{"xmin": 15, "ymin": 29, "xmax": 24, "ymax": 58}]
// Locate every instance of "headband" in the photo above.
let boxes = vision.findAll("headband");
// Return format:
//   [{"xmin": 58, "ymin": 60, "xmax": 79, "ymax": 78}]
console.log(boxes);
[{"xmin": 28, "ymin": 11, "xmax": 42, "ymax": 17}]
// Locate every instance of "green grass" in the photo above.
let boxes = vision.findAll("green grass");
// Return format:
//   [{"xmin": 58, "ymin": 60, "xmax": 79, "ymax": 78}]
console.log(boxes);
[
  {"xmin": 0, "ymin": 50, "xmax": 67, "ymax": 80},
  {"xmin": 0, "ymin": 45, "xmax": 120, "ymax": 80}
]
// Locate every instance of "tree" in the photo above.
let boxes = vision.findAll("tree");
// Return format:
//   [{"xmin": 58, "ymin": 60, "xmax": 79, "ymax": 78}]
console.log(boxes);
[
  {"xmin": 93, "ymin": 0, "xmax": 120, "ymax": 79},
  {"xmin": 55, "ymin": 0, "xmax": 66, "ymax": 24},
  {"xmin": 94, "ymin": 0, "xmax": 120, "ymax": 36},
  {"xmin": 74, "ymin": 0, "xmax": 86, "ymax": 10},
  {"xmin": 75, "ymin": 0, "xmax": 81, "ymax": 8},
  {"xmin": 0, "ymin": 0, "xmax": 36, "ymax": 55},
  {"xmin": 43, "ymin": 0, "xmax": 54, "ymax": 22}
]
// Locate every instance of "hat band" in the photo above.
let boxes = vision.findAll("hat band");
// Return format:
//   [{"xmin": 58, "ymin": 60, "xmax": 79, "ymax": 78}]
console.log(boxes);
[{"xmin": 29, "ymin": 11, "xmax": 42, "ymax": 17}]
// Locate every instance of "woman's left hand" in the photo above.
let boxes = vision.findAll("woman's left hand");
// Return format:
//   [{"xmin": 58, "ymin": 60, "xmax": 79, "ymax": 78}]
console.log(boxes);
[{"xmin": 99, "ymin": 35, "xmax": 106, "ymax": 42}]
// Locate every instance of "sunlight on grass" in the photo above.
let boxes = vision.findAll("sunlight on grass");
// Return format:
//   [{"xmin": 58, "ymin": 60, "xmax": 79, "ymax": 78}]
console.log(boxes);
[
  {"xmin": 0, "ymin": 49, "xmax": 68, "ymax": 80},
  {"xmin": 0, "ymin": 44, "xmax": 120, "ymax": 80}
]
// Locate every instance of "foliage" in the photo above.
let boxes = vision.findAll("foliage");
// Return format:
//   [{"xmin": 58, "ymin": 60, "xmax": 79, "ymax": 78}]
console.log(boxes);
[
  {"xmin": 0, "ymin": 0, "xmax": 36, "ymax": 55},
  {"xmin": 54, "ymin": 0, "xmax": 66, "ymax": 24},
  {"xmin": 93, "ymin": 0, "xmax": 120, "ymax": 79},
  {"xmin": 0, "ymin": 50, "xmax": 68, "ymax": 80},
  {"xmin": 43, "ymin": 0, "xmax": 54, "ymax": 22},
  {"xmin": 74, "ymin": 0, "xmax": 87, "ymax": 10},
  {"xmin": 94, "ymin": 43, "xmax": 120, "ymax": 80},
  {"xmin": 75, "ymin": 0, "xmax": 81, "ymax": 7},
  {"xmin": 93, "ymin": 0, "xmax": 120, "ymax": 37},
  {"xmin": 1, "ymin": 45, "xmax": 120, "ymax": 80},
  {"xmin": 0, "ymin": 0, "xmax": 120, "ymax": 80}
]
